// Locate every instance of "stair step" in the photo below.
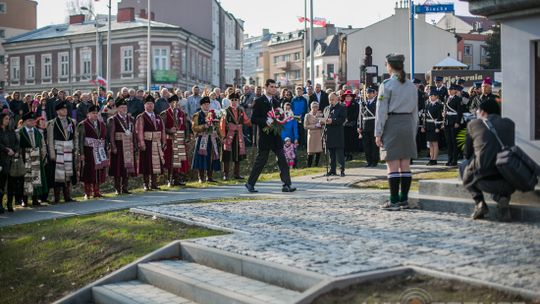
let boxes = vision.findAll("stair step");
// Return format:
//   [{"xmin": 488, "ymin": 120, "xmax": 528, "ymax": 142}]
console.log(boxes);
[
  {"xmin": 137, "ymin": 260, "xmax": 303, "ymax": 304},
  {"xmin": 93, "ymin": 281, "xmax": 198, "ymax": 304}
]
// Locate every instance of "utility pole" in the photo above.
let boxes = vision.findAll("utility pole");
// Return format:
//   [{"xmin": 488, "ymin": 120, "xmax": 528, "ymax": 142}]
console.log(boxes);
[
  {"xmin": 409, "ymin": 0, "xmax": 415, "ymax": 78},
  {"xmin": 303, "ymin": 0, "xmax": 307, "ymax": 85},
  {"xmin": 106, "ymin": 0, "xmax": 111, "ymax": 93},
  {"xmin": 309, "ymin": 0, "xmax": 314, "ymax": 84},
  {"xmin": 147, "ymin": 0, "xmax": 151, "ymax": 92}
]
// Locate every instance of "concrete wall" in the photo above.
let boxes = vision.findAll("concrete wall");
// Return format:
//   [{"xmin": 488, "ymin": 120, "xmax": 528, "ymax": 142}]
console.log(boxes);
[
  {"xmin": 347, "ymin": 8, "xmax": 457, "ymax": 81},
  {"xmin": 437, "ymin": 14, "xmax": 473, "ymax": 34},
  {"xmin": 500, "ymin": 15, "xmax": 540, "ymax": 160}
]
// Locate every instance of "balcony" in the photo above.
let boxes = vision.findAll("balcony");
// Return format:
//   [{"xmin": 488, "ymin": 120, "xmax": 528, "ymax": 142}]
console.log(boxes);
[{"xmin": 274, "ymin": 61, "xmax": 291, "ymax": 70}]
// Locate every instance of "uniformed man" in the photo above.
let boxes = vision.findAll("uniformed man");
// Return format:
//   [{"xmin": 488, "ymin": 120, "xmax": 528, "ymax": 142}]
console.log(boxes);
[
  {"xmin": 77, "ymin": 105, "xmax": 108, "ymax": 199},
  {"xmin": 358, "ymin": 86, "xmax": 379, "ymax": 167},
  {"xmin": 46, "ymin": 101, "xmax": 78, "ymax": 204},
  {"xmin": 422, "ymin": 88, "xmax": 443, "ymax": 166},
  {"xmin": 433, "ymin": 76, "xmax": 449, "ymax": 101},
  {"xmin": 443, "ymin": 84, "xmax": 463, "ymax": 166},
  {"xmin": 413, "ymin": 78, "xmax": 427, "ymax": 158}
]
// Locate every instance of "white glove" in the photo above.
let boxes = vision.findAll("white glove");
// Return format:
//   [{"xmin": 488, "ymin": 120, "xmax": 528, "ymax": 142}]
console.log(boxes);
[{"xmin": 266, "ymin": 117, "xmax": 274, "ymax": 126}]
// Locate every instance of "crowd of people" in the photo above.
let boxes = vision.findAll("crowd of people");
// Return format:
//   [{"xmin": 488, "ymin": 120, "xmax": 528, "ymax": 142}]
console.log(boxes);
[{"xmin": 0, "ymin": 70, "xmax": 504, "ymax": 216}]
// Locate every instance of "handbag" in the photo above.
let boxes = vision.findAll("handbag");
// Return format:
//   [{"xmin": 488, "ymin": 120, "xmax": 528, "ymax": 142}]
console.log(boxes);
[
  {"xmin": 482, "ymin": 119, "xmax": 540, "ymax": 192},
  {"xmin": 9, "ymin": 156, "xmax": 26, "ymax": 177}
]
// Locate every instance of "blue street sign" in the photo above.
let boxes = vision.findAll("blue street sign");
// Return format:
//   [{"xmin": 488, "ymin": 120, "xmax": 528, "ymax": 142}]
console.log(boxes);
[{"xmin": 415, "ymin": 4, "xmax": 454, "ymax": 14}]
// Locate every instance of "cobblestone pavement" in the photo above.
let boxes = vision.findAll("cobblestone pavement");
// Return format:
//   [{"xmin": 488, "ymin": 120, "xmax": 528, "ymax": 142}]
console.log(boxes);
[{"xmin": 134, "ymin": 190, "xmax": 540, "ymax": 293}]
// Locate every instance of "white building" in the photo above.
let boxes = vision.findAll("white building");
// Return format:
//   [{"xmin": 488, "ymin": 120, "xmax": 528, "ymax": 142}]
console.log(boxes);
[
  {"xmin": 465, "ymin": 0, "xmax": 540, "ymax": 161},
  {"xmin": 243, "ymin": 29, "xmax": 272, "ymax": 85},
  {"xmin": 307, "ymin": 34, "xmax": 342, "ymax": 90},
  {"xmin": 346, "ymin": 3, "xmax": 457, "ymax": 83}
]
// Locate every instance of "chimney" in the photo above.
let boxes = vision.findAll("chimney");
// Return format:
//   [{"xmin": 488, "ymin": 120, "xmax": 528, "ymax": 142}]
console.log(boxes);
[
  {"xmin": 69, "ymin": 14, "xmax": 85, "ymax": 25},
  {"xmin": 139, "ymin": 9, "xmax": 155, "ymax": 20},
  {"xmin": 117, "ymin": 7, "xmax": 135, "ymax": 22},
  {"xmin": 326, "ymin": 23, "xmax": 336, "ymax": 36},
  {"xmin": 262, "ymin": 28, "xmax": 270, "ymax": 36}
]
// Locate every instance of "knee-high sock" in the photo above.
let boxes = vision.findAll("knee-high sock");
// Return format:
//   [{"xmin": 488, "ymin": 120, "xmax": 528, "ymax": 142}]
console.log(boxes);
[
  {"xmin": 399, "ymin": 171, "xmax": 412, "ymax": 202},
  {"xmin": 388, "ymin": 172, "xmax": 400, "ymax": 203}
]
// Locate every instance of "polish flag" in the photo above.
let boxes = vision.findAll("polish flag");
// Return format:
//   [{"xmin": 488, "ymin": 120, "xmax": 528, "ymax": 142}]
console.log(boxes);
[
  {"xmin": 90, "ymin": 76, "xmax": 107, "ymax": 86},
  {"xmin": 297, "ymin": 16, "xmax": 327, "ymax": 27}
]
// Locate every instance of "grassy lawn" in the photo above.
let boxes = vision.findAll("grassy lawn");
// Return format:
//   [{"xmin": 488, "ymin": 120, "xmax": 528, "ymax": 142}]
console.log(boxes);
[
  {"xmin": 0, "ymin": 211, "xmax": 224, "ymax": 304},
  {"xmin": 353, "ymin": 169, "xmax": 459, "ymax": 191}
]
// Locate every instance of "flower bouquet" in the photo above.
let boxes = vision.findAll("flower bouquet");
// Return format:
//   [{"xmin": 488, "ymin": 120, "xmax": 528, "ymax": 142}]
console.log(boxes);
[
  {"xmin": 263, "ymin": 107, "xmax": 294, "ymax": 136},
  {"xmin": 205, "ymin": 109, "xmax": 222, "ymax": 132}
]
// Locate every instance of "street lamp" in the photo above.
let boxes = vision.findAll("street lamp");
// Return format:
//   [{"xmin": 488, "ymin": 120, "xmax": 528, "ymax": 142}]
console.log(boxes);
[{"xmin": 81, "ymin": 6, "xmax": 102, "ymax": 92}]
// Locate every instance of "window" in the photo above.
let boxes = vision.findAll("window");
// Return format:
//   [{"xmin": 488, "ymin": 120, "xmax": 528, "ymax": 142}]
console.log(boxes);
[
  {"xmin": 464, "ymin": 45, "xmax": 472, "ymax": 56},
  {"xmin": 327, "ymin": 64, "xmax": 335, "ymax": 77},
  {"xmin": 0, "ymin": 30, "xmax": 5, "ymax": 38},
  {"xmin": 316, "ymin": 65, "xmax": 320, "ymax": 77},
  {"xmin": 10, "ymin": 57, "xmax": 19, "ymax": 81},
  {"xmin": 255, "ymin": 56, "xmax": 260, "ymax": 67},
  {"xmin": 481, "ymin": 46, "xmax": 488, "ymax": 57},
  {"xmin": 294, "ymin": 52, "xmax": 301, "ymax": 61},
  {"xmin": 282, "ymin": 54, "xmax": 290, "ymax": 62},
  {"xmin": 273, "ymin": 73, "xmax": 279, "ymax": 80},
  {"xmin": 273, "ymin": 56, "xmax": 280, "ymax": 64},
  {"xmin": 293, "ymin": 70, "xmax": 301, "ymax": 80},
  {"xmin": 41, "ymin": 54, "xmax": 52, "ymax": 80},
  {"xmin": 80, "ymin": 48, "xmax": 92, "ymax": 76},
  {"xmin": 181, "ymin": 49, "xmax": 187, "ymax": 75},
  {"xmin": 153, "ymin": 47, "xmax": 169, "ymax": 71},
  {"xmin": 25, "ymin": 55, "xmax": 35, "ymax": 80},
  {"xmin": 0, "ymin": 55, "xmax": 4, "ymax": 64},
  {"xmin": 120, "ymin": 46, "xmax": 133, "ymax": 74},
  {"xmin": 0, "ymin": 2, "xmax": 6, "ymax": 13},
  {"xmin": 58, "ymin": 52, "xmax": 69, "ymax": 78}
]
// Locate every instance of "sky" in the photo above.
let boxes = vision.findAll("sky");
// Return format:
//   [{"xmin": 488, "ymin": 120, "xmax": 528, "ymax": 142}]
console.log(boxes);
[{"xmin": 36, "ymin": 0, "xmax": 473, "ymax": 36}]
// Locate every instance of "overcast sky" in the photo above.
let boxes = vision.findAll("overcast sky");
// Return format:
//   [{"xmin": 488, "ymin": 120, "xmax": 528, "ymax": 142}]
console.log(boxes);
[{"xmin": 36, "ymin": 0, "xmax": 473, "ymax": 36}]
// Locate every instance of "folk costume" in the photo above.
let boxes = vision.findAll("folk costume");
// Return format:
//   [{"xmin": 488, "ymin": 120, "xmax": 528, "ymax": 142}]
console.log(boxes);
[
  {"xmin": 219, "ymin": 93, "xmax": 250, "ymax": 180},
  {"xmin": 136, "ymin": 95, "xmax": 165, "ymax": 191},
  {"xmin": 160, "ymin": 95, "xmax": 189, "ymax": 186},
  {"xmin": 192, "ymin": 97, "xmax": 221, "ymax": 182},
  {"xmin": 108, "ymin": 98, "xmax": 137, "ymax": 194},
  {"xmin": 19, "ymin": 112, "xmax": 47, "ymax": 207},
  {"xmin": 77, "ymin": 105, "xmax": 109, "ymax": 199},
  {"xmin": 46, "ymin": 101, "xmax": 78, "ymax": 204}
]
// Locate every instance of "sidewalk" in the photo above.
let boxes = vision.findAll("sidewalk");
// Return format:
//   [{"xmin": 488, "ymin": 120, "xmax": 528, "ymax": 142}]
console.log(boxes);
[{"xmin": 0, "ymin": 160, "xmax": 451, "ymax": 228}]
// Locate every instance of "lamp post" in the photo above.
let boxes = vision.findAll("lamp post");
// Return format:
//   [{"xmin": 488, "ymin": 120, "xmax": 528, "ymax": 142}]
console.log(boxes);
[
  {"xmin": 81, "ymin": 6, "xmax": 101, "ymax": 93},
  {"xmin": 147, "ymin": 0, "xmax": 152, "ymax": 92}
]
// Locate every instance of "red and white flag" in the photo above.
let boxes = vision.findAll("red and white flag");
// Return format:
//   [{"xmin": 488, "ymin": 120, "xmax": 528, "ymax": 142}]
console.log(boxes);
[
  {"xmin": 297, "ymin": 16, "xmax": 328, "ymax": 27},
  {"xmin": 90, "ymin": 75, "xmax": 107, "ymax": 86}
]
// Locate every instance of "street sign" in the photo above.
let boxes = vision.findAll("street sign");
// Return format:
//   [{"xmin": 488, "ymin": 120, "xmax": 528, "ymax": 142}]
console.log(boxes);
[{"xmin": 415, "ymin": 4, "xmax": 454, "ymax": 14}]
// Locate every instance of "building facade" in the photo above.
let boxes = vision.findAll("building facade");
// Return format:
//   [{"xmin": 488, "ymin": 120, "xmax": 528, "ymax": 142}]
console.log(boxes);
[
  {"xmin": 0, "ymin": 0, "xmax": 37, "ymax": 89},
  {"xmin": 243, "ymin": 29, "xmax": 272, "ymax": 87},
  {"xmin": 2, "ymin": 7, "xmax": 212, "ymax": 94},
  {"xmin": 118, "ymin": 0, "xmax": 244, "ymax": 88},
  {"xmin": 307, "ymin": 34, "xmax": 344, "ymax": 90},
  {"xmin": 346, "ymin": 3, "xmax": 457, "ymax": 86},
  {"xmin": 268, "ymin": 30, "xmax": 305, "ymax": 88},
  {"xmin": 465, "ymin": 0, "xmax": 540, "ymax": 161}
]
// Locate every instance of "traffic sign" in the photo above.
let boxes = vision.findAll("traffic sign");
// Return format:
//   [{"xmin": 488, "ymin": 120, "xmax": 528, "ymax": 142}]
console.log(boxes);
[{"xmin": 415, "ymin": 4, "xmax": 454, "ymax": 14}]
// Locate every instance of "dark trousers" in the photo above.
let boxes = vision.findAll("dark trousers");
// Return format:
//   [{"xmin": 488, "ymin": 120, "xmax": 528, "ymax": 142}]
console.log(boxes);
[
  {"xmin": 247, "ymin": 147, "xmax": 291, "ymax": 187},
  {"xmin": 362, "ymin": 130, "xmax": 379, "ymax": 165},
  {"xmin": 465, "ymin": 178, "xmax": 515, "ymax": 203},
  {"xmin": 307, "ymin": 153, "xmax": 321, "ymax": 167},
  {"xmin": 445, "ymin": 125, "xmax": 459, "ymax": 164},
  {"xmin": 328, "ymin": 148, "xmax": 345, "ymax": 173},
  {"xmin": 114, "ymin": 176, "xmax": 129, "ymax": 192}
]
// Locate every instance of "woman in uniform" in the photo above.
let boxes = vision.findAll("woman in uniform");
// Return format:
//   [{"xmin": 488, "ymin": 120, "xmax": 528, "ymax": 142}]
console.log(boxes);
[
  {"xmin": 422, "ymin": 88, "xmax": 443, "ymax": 166},
  {"xmin": 375, "ymin": 54, "xmax": 418, "ymax": 211}
]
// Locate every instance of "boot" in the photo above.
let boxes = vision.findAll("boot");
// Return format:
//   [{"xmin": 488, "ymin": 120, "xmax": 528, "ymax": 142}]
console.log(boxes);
[
  {"xmin": 150, "ymin": 175, "xmax": 160, "ymax": 190},
  {"xmin": 53, "ymin": 187, "xmax": 61, "ymax": 204},
  {"xmin": 84, "ymin": 183, "xmax": 92, "ymax": 200},
  {"xmin": 198, "ymin": 170, "xmax": 206, "ymax": 183},
  {"xmin": 471, "ymin": 200, "xmax": 489, "ymax": 220},
  {"xmin": 122, "ymin": 177, "xmax": 131, "ymax": 194},
  {"xmin": 314, "ymin": 153, "xmax": 320, "ymax": 167},
  {"xmin": 93, "ymin": 184, "xmax": 103, "ymax": 198},
  {"xmin": 233, "ymin": 162, "xmax": 243, "ymax": 180},
  {"xmin": 307, "ymin": 155, "xmax": 313, "ymax": 168},
  {"xmin": 32, "ymin": 195, "xmax": 41, "ymax": 206},
  {"xmin": 0, "ymin": 192, "xmax": 4, "ymax": 213},
  {"xmin": 6, "ymin": 194, "xmax": 14, "ymax": 212},
  {"xmin": 223, "ymin": 162, "xmax": 230, "ymax": 181},
  {"xmin": 207, "ymin": 170, "xmax": 216, "ymax": 183},
  {"xmin": 114, "ymin": 177, "xmax": 122, "ymax": 195},
  {"xmin": 143, "ymin": 175, "xmax": 151, "ymax": 191},
  {"xmin": 64, "ymin": 183, "xmax": 77, "ymax": 202},
  {"xmin": 21, "ymin": 195, "xmax": 28, "ymax": 207},
  {"xmin": 494, "ymin": 195, "xmax": 511, "ymax": 222},
  {"xmin": 167, "ymin": 171, "xmax": 174, "ymax": 187}
]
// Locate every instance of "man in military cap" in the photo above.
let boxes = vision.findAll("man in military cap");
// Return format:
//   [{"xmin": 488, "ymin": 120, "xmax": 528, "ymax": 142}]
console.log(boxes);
[
  {"xmin": 136, "ymin": 95, "xmax": 165, "ymax": 191},
  {"xmin": 108, "ymin": 97, "xmax": 137, "ymax": 195},
  {"xmin": 77, "ymin": 105, "xmax": 108, "ymax": 199},
  {"xmin": 46, "ymin": 101, "xmax": 78, "ymax": 204},
  {"xmin": 19, "ymin": 112, "xmax": 47, "ymax": 207},
  {"xmin": 433, "ymin": 76, "xmax": 449, "ymax": 101},
  {"xmin": 443, "ymin": 84, "xmax": 463, "ymax": 166},
  {"xmin": 358, "ymin": 86, "xmax": 379, "ymax": 167},
  {"xmin": 413, "ymin": 78, "xmax": 427, "ymax": 157}
]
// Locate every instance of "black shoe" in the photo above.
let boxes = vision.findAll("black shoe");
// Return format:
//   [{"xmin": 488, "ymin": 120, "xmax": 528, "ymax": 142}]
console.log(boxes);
[
  {"xmin": 471, "ymin": 201, "xmax": 489, "ymax": 220},
  {"xmin": 445, "ymin": 162, "xmax": 451, "ymax": 166},
  {"xmin": 234, "ymin": 176, "xmax": 245, "ymax": 180},
  {"xmin": 370, "ymin": 163, "xmax": 378, "ymax": 167},
  {"xmin": 282, "ymin": 185, "xmax": 297, "ymax": 192},
  {"xmin": 123, "ymin": 189, "xmax": 132, "ymax": 194},
  {"xmin": 32, "ymin": 201, "xmax": 41, "ymax": 207},
  {"xmin": 207, "ymin": 178, "xmax": 217, "ymax": 183},
  {"xmin": 340, "ymin": 171, "xmax": 345, "ymax": 177},
  {"xmin": 0, "ymin": 207, "xmax": 4, "ymax": 214},
  {"xmin": 364, "ymin": 163, "xmax": 371, "ymax": 168},
  {"xmin": 245, "ymin": 183, "xmax": 258, "ymax": 193},
  {"xmin": 450, "ymin": 162, "xmax": 458, "ymax": 166},
  {"xmin": 325, "ymin": 172, "xmax": 337, "ymax": 176},
  {"xmin": 398, "ymin": 201, "xmax": 410, "ymax": 210},
  {"xmin": 7, "ymin": 206, "xmax": 14, "ymax": 212},
  {"xmin": 497, "ymin": 206, "xmax": 512, "ymax": 222},
  {"xmin": 432, "ymin": 160, "xmax": 438, "ymax": 165},
  {"xmin": 65, "ymin": 198, "xmax": 77, "ymax": 203}
]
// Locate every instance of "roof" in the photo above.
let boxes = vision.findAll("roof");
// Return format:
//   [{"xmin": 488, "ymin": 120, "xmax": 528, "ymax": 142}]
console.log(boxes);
[
  {"xmin": 4, "ymin": 17, "xmax": 211, "ymax": 45},
  {"xmin": 313, "ymin": 34, "xmax": 340, "ymax": 57},
  {"xmin": 455, "ymin": 15, "xmax": 496, "ymax": 31},
  {"xmin": 456, "ymin": 33, "xmax": 487, "ymax": 41},
  {"xmin": 433, "ymin": 57, "xmax": 468, "ymax": 68},
  {"xmin": 268, "ymin": 30, "xmax": 304, "ymax": 46}
]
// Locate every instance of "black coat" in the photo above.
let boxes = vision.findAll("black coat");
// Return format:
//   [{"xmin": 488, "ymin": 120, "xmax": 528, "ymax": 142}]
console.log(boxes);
[
  {"xmin": 463, "ymin": 114, "xmax": 515, "ymax": 188},
  {"xmin": 323, "ymin": 103, "xmax": 346, "ymax": 149},
  {"xmin": 310, "ymin": 91, "xmax": 329, "ymax": 112},
  {"xmin": 444, "ymin": 95, "xmax": 463, "ymax": 126},
  {"xmin": 252, "ymin": 95, "xmax": 283, "ymax": 151},
  {"xmin": 361, "ymin": 98, "xmax": 377, "ymax": 132},
  {"xmin": 0, "ymin": 128, "xmax": 19, "ymax": 174}
]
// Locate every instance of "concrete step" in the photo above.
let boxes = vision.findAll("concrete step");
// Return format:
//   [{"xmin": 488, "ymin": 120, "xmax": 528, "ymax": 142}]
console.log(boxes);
[
  {"xmin": 92, "ymin": 280, "xmax": 197, "ymax": 304},
  {"xmin": 419, "ymin": 178, "xmax": 540, "ymax": 205},
  {"xmin": 410, "ymin": 193, "xmax": 540, "ymax": 222},
  {"xmin": 137, "ymin": 260, "xmax": 303, "ymax": 304}
]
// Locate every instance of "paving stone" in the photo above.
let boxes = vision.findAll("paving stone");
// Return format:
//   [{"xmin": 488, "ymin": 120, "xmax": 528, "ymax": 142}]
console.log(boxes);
[{"xmin": 136, "ymin": 191, "xmax": 540, "ymax": 294}]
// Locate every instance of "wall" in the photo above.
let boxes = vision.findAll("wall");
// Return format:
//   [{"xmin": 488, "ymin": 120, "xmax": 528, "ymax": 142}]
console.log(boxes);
[
  {"xmin": 0, "ymin": 0, "xmax": 37, "ymax": 30},
  {"xmin": 500, "ymin": 14, "xmax": 540, "ymax": 160},
  {"xmin": 347, "ymin": 8, "xmax": 457, "ymax": 81}
]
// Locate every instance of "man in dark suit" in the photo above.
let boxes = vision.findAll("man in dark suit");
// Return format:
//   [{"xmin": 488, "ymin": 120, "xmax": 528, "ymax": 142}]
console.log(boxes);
[
  {"xmin": 323, "ymin": 92, "xmax": 347, "ymax": 176},
  {"xmin": 463, "ymin": 99, "xmax": 515, "ymax": 222},
  {"xmin": 310, "ymin": 83, "xmax": 329, "ymax": 113},
  {"xmin": 246, "ymin": 79, "xmax": 296, "ymax": 193}
]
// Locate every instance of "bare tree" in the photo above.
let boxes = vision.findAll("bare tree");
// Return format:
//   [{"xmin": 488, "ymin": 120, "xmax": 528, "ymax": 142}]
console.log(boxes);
[{"xmin": 65, "ymin": 0, "xmax": 96, "ymax": 21}]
